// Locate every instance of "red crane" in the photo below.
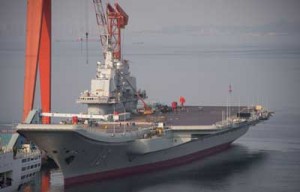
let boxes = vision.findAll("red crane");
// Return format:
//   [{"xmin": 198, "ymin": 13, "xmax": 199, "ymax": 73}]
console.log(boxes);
[
  {"xmin": 93, "ymin": 0, "xmax": 128, "ymax": 60},
  {"xmin": 94, "ymin": 0, "xmax": 152, "ymax": 115}
]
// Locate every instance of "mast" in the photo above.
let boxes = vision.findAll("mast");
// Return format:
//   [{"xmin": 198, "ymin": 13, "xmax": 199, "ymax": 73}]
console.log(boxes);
[{"xmin": 229, "ymin": 83, "xmax": 232, "ymax": 120}]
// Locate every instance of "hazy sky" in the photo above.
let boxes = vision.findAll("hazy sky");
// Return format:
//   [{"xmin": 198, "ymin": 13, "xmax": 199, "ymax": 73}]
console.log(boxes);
[
  {"xmin": 0, "ymin": 0, "xmax": 300, "ymax": 122},
  {"xmin": 1, "ymin": 0, "xmax": 300, "ymax": 39}
]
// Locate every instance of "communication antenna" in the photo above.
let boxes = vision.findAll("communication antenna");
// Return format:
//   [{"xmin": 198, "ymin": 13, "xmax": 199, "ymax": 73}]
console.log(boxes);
[
  {"xmin": 85, "ymin": 1, "xmax": 89, "ymax": 64},
  {"xmin": 86, "ymin": 32, "xmax": 89, "ymax": 64},
  {"xmin": 80, "ymin": 37, "xmax": 83, "ymax": 56}
]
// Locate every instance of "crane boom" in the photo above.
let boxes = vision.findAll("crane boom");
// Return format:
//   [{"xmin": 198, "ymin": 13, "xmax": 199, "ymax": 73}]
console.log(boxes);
[
  {"xmin": 93, "ymin": 0, "xmax": 128, "ymax": 60},
  {"xmin": 93, "ymin": 0, "xmax": 109, "ymax": 56}
]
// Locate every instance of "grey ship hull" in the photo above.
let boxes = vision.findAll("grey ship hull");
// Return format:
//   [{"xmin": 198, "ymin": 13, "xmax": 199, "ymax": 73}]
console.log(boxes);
[{"xmin": 18, "ymin": 123, "xmax": 250, "ymax": 185}]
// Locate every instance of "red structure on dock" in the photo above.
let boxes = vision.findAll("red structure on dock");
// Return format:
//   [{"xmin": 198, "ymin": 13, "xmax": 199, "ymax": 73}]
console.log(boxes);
[{"xmin": 23, "ymin": 0, "xmax": 51, "ymax": 123}]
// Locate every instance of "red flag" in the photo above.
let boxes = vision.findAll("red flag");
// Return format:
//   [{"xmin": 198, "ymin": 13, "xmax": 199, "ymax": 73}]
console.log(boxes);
[{"xmin": 179, "ymin": 96, "xmax": 186, "ymax": 106}]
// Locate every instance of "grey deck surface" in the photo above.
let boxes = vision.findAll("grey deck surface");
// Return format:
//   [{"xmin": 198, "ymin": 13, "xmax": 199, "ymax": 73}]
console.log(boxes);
[{"xmin": 133, "ymin": 106, "xmax": 246, "ymax": 126}]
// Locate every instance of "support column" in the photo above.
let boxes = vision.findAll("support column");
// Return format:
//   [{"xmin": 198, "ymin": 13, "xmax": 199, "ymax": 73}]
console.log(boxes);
[
  {"xmin": 23, "ymin": 0, "xmax": 44, "ymax": 122},
  {"xmin": 23, "ymin": 0, "xmax": 51, "ymax": 124},
  {"xmin": 39, "ymin": 0, "xmax": 52, "ymax": 124}
]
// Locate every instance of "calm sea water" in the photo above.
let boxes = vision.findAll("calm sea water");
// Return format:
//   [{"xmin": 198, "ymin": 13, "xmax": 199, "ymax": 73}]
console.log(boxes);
[{"xmin": 1, "ymin": 38, "xmax": 300, "ymax": 191}]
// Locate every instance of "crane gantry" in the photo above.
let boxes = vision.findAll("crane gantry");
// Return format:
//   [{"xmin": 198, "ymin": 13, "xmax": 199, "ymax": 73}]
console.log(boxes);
[{"xmin": 93, "ymin": 0, "xmax": 128, "ymax": 60}]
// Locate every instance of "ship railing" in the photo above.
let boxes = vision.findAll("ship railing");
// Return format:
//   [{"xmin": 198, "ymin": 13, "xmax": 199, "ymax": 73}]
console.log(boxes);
[
  {"xmin": 41, "ymin": 112, "xmax": 110, "ymax": 121},
  {"xmin": 83, "ymin": 124, "xmax": 155, "ymax": 138},
  {"xmin": 77, "ymin": 96, "xmax": 109, "ymax": 103},
  {"xmin": 215, "ymin": 120, "xmax": 231, "ymax": 129},
  {"xmin": 77, "ymin": 96, "xmax": 119, "ymax": 104},
  {"xmin": 15, "ymin": 148, "xmax": 41, "ymax": 159},
  {"xmin": 215, "ymin": 117, "xmax": 248, "ymax": 129},
  {"xmin": 0, "ymin": 146, "xmax": 13, "ymax": 154}
]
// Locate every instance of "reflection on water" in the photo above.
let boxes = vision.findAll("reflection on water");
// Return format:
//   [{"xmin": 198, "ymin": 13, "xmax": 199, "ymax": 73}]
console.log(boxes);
[{"xmin": 21, "ymin": 144, "xmax": 267, "ymax": 192}]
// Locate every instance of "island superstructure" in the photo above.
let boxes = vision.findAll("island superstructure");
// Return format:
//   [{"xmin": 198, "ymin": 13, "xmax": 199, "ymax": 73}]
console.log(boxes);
[{"xmin": 76, "ymin": 50, "xmax": 145, "ymax": 115}]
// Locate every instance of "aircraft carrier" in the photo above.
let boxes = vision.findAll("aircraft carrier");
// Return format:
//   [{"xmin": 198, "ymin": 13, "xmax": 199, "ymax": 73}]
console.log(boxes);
[
  {"xmin": 16, "ymin": 0, "xmax": 272, "ymax": 186},
  {"xmin": 16, "ymin": 48, "xmax": 271, "ymax": 185},
  {"xmin": 17, "ymin": 104, "xmax": 270, "ymax": 185}
]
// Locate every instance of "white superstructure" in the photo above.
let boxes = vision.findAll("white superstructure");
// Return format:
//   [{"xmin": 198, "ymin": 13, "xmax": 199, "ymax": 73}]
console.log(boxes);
[
  {"xmin": 77, "ymin": 51, "xmax": 145, "ymax": 115},
  {"xmin": 0, "ymin": 134, "xmax": 41, "ymax": 191}
]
